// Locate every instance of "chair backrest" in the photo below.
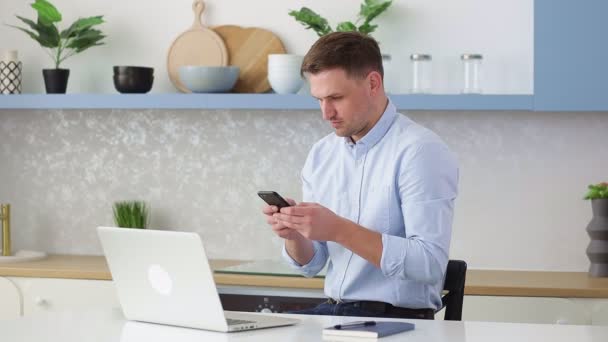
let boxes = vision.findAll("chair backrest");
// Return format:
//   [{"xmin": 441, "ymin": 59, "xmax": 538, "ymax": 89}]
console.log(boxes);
[{"xmin": 440, "ymin": 259, "xmax": 467, "ymax": 321}]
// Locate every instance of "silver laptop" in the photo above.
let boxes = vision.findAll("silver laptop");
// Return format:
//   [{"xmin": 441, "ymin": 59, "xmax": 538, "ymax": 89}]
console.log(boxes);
[{"xmin": 97, "ymin": 226, "xmax": 299, "ymax": 332}]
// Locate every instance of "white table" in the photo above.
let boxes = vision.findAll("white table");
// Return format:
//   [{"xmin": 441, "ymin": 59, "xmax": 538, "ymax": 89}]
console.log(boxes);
[{"xmin": 2, "ymin": 309, "xmax": 608, "ymax": 342}]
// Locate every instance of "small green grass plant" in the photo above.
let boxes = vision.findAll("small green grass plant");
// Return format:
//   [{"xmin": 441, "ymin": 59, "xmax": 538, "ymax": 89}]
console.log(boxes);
[{"xmin": 113, "ymin": 201, "xmax": 149, "ymax": 229}]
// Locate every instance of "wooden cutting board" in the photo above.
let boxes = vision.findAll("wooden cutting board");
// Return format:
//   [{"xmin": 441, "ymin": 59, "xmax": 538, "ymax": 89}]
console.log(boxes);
[
  {"xmin": 167, "ymin": 0, "xmax": 228, "ymax": 93},
  {"xmin": 212, "ymin": 25, "xmax": 286, "ymax": 93}
]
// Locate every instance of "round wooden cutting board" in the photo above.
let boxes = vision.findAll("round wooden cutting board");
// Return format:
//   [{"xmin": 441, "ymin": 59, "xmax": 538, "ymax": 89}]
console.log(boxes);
[
  {"xmin": 212, "ymin": 25, "xmax": 286, "ymax": 93},
  {"xmin": 167, "ymin": 0, "xmax": 228, "ymax": 93}
]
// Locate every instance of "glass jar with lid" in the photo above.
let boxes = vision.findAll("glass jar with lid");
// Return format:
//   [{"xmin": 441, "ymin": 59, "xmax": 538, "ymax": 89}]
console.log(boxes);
[
  {"xmin": 410, "ymin": 54, "xmax": 432, "ymax": 94},
  {"xmin": 461, "ymin": 53, "xmax": 483, "ymax": 94},
  {"xmin": 381, "ymin": 53, "xmax": 398, "ymax": 94}
]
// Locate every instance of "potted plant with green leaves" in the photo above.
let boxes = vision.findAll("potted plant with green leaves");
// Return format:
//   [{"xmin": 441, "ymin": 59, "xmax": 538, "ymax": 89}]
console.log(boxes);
[
  {"xmin": 8, "ymin": 0, "xmax": 106, "ymax": 93},
  {"xmin": 288, "ymin": 0, "xmax": 394, "ymax": 93},
  {"xmin": 288, "ymin": 0, "xmax": 393, "ymax": 37},
  {"xmin": 113, "ymin": 201, "xmax": 149, "ymax": 229},
  {"xmin": 583, "ymin": 182, "xmax": 608, "ymax": 277}
]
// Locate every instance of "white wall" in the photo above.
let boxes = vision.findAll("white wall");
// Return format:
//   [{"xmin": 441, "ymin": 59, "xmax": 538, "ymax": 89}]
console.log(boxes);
[
  {"xmin": 4, "ymin": 1, "xmax": 590, "ymax": 273},
  {"xmin": 0, "ymin": 108, "xmax": 606, "ymax": 272},
  {"xmin": 0, "ymin": 0, "xmax": 533, "ymax": 94}
]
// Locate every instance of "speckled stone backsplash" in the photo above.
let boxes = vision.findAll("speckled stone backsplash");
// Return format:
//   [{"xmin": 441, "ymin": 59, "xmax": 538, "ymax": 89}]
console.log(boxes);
[{"xmin": 1, "ymin": 109, "xmax": 607, "ymax": 271}]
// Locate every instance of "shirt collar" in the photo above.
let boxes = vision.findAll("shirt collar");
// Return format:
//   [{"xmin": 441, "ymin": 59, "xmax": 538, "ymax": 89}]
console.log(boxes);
[{"xmin": 344, "ymin": 98, "xmax": 397, "ymax": 149}]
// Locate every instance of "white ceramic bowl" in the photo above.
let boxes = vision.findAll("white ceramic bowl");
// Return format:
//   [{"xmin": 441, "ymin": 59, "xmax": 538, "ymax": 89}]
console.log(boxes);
[
  {"xmin": 268, "ymin": 64, "xmax": 302, "ymax": 72},
  {"xmin": 268, "ymin": 61, "xmax": 303, "ymax": 67},
  {"xmin": 268, "ymin": 64, "xmax": 302, "ymax": 70},
  {"xmin": 268, "ymin": 54, "xmax": 304, "ymax": 71},
  {"xmin": 268, "ymin": 67, "xmax": 302, "ymax": 76},
  {"xmin": 268, "ymin": 73, "xmax": 304, "ymax": 94},
  {"xmin": 178, "ymin": 66, "xmax": 240, "ymax": 93}
]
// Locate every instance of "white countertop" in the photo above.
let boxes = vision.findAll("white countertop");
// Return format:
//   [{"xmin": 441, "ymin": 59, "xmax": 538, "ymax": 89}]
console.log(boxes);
[{"xmin": 2, "ymin": 309, "xmax": 608, "ymax": 342}]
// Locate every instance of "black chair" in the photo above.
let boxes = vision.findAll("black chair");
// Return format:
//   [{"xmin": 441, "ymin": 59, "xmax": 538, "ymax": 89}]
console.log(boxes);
[{"xmin": 438, "ymin": 259, "xmax": 467, "ymax": 320}]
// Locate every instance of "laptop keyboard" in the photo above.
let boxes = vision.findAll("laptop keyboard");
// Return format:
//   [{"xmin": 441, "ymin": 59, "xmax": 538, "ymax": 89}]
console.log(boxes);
[{"xmin": 227, "ymin": 318, "xmax": 256, "ymax": 326}]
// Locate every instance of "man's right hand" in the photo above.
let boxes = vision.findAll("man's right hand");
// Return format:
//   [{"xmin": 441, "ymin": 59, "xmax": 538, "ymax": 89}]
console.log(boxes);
[
  {"xmin": 262, "ymin": 198, "xmax": 303, "ymax": 240},
  {"xmin": 263, "ymin": 197, "xmax": 315, "ymax": 265}
]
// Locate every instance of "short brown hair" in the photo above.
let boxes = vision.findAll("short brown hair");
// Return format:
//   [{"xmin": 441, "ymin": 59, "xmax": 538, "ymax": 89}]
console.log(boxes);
[{"xmin": 300, "ymin": 32, "xmax": 383, "ymax": 80}]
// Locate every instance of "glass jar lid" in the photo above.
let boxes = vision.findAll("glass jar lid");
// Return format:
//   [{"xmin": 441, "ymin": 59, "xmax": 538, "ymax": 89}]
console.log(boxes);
[
  {"xmin": 461, "ymin": 53, "xmax": 483, "ymax": 60},
  {"xmin": 410, "ymin": 54, "xmax": 432, "ymax": 61}
]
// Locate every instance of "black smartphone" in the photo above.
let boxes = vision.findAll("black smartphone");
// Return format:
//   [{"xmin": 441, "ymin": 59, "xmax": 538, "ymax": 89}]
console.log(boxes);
[{"xmin": 257, "ymin": 191, "xmax": 291, "ymax": 209}]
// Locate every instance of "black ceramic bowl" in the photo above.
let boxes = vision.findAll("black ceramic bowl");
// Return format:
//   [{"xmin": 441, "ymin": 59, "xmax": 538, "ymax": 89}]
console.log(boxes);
[
  {"xmin": 113, "ymin": 74, "xmax": 154, "ymax": 94},
  {"xmin": 113, "ymin": 66, "xmax": 154, "ymax": 78}
]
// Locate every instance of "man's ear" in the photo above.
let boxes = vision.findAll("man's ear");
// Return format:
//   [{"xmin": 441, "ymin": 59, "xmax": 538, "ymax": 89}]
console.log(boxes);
[{"xmin": 368, "ymin": 71, "xmax": 383, "ymax": 95}]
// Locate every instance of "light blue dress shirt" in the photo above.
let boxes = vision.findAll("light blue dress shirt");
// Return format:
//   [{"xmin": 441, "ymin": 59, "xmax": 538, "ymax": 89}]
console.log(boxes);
[{"xmin": 282, "ymin": 99, "xmax": 459, "ymax": 310}]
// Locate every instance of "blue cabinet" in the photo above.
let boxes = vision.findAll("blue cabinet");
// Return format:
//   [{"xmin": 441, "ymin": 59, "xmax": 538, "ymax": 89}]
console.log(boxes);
[{"xmin": 534, "ymin": 0, "xmax": 608, "ymax": 111}]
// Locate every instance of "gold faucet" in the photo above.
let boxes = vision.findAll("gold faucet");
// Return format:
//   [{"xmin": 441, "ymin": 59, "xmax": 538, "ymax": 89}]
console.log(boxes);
[{"xmin": 1, "ymin": 204, "xmax": 10, "ymax": 256}]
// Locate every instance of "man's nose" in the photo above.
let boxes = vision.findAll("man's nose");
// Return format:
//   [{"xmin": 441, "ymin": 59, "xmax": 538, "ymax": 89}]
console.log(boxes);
[{"xmin": 321, "ymin": 101, "xmax": 335, "ymax": 120}]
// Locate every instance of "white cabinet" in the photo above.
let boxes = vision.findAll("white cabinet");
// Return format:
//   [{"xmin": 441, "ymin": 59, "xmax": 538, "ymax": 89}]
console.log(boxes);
[
  {"xmin": 9, "ymin": 277, "xmax": 120, "ymax": 316},
  {"xmin": 0, "ymin": 277, "xmax": 21, "ymax": 319},
  {"xmin": 462, "ymin": 296, "xmax": 593, "ymax": 325},
  {"xmin": 2, "ymin": 276, "xmax": 607, "ymax": 326},
  {"xmin": 570, "ymin": 298, "xmax": 608, "ymax": 326},
  {"xmin": 591, "ymin": 299, "xmax": 608, "ymax": 325}
]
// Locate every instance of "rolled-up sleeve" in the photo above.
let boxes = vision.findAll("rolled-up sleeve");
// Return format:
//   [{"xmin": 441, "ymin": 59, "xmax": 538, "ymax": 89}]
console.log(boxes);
[
  {"xmin": 381, "ymin": 141, "xmax": 458, "ymax": 284},
  {"xmin": 282, "ymin": 241, "xmax": 328, "ymax": 277}
]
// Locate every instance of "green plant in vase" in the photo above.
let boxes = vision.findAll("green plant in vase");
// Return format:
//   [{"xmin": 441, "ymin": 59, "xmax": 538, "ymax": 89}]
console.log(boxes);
[
  {"xmin": 289, "ymin": 0, "xmax": 394, "ymax": 93},
  {"xmin": 8, "ymin": 0, "xmax": 106, "ymax": 93},
  {"xmin": 584, "ymin": 182, "xmax": 608, "ymax": 200},
  {"xmin": 288, "ymin": 0, "xmax": 393, "ymax": 37},
  {"xmin": 583, "ymin": 182, "xmax": 608, "ymax": 277},
  {"xmin": 113, "ymin": 201, "xmax": 149, "ymax": 229}
]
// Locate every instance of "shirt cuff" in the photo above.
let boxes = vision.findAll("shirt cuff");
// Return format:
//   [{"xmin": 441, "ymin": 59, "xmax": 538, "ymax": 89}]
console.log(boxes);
[
  {"xmin": 281, "ymin": 241, "xmax": 326, "ymax": 278},
  {"xmin": 380, "ymin": 233, "xmax": 407, "ymax": 277}
]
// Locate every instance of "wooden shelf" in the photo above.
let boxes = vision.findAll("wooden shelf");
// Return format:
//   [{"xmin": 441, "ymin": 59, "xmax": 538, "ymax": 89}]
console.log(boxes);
[{"xmin": 1, "ymin": 255, "xmax": 607, "ymax": 298}]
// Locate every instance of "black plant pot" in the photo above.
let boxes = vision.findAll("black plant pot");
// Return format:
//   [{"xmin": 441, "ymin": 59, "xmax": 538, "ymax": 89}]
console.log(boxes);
[{"xmin": 42, "ymin": 68, "xmax": 70, "ymax": 94}]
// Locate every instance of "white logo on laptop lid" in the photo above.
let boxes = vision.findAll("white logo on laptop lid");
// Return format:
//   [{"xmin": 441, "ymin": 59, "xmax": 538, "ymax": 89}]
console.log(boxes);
[{"xmin": 148, "ymin": 264, "xmax": 172, "ymax": 295}]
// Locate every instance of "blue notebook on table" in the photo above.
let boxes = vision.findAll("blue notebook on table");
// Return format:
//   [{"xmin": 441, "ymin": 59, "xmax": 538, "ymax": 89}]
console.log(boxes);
[{"xmin": 322, "ymin": 321, "xmax": 415, "ymax": 339}]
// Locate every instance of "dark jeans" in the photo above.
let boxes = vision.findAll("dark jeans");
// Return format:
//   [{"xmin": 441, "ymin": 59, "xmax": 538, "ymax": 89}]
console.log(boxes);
[{"xmin": 287, "ymin": 301, "xmax": 435, "ymax": 320}]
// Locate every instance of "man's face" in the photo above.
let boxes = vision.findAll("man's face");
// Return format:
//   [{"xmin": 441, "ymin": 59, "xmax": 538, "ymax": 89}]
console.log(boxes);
[{"xmin": 308, "ymin": 68, "xmax": 375, "ymax": 140}]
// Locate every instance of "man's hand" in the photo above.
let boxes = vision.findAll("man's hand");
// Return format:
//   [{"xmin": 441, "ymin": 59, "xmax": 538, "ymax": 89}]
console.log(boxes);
[
  {"xmin": 274, "ymin": 202, "xmax": 350, "ymax": 242},
  {"xmin": 272, "ymin": 201, "xmax": 383, "ymax": 267},
  {"xmin": 262, "ymin": 198, "xmax": 304, "ymax": 241},
  {"xmin": 263, "ymin": 198, "xmax": 315, "ymax": 265}
]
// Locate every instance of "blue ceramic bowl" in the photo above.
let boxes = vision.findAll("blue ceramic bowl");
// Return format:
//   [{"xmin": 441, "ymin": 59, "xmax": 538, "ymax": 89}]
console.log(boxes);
[{"xmin": 178, "ymin": 66, "xmax": 240, "ymax": 93}]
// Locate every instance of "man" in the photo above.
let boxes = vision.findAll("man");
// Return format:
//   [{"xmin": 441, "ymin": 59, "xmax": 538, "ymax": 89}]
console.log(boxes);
[{"xmin": 262, "ymin": 32, "xmax": 459, "ymax": 319}]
